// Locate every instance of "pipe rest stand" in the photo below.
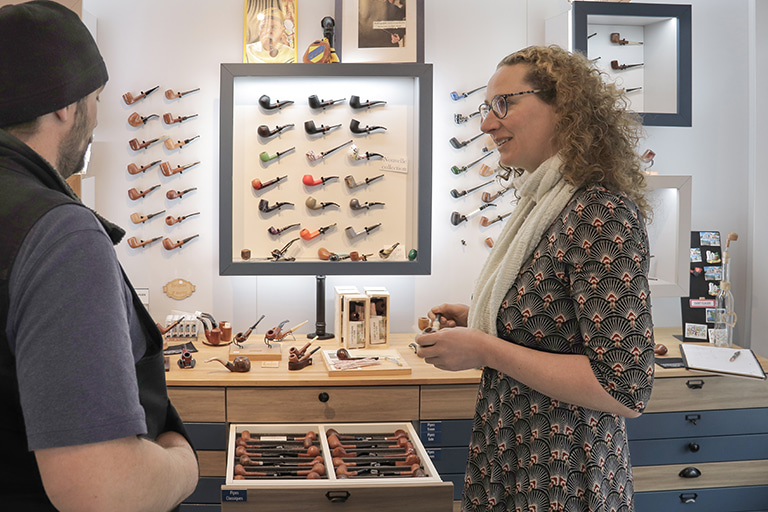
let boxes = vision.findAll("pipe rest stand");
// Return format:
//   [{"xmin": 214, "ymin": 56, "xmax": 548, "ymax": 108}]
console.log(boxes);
[
  {"xmin": 177, "ymin": 348, "xmax": 196, "ymax": 369},
  {"xmin": 228, "ymin": 340, "xmax": 282, "ymax": 362}
]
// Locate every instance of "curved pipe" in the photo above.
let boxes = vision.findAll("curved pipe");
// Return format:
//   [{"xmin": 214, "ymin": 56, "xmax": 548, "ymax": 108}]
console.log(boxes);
[
  {"xmin": 259, "ymin": 94, "xmax": 294, "ymax": 110},
  {"xmin": 349, "ymin": 119, "xmax": 387, "ymax": 134},
  {"xmin": 258, "ymin": 199, "xmax": 293, "ymax": 213},
  {"xmin": 349, "ymin": 198, "xmax": 385, "ymax": 210},
  {"xmin": 267, "ymin": 223, "xmax": 300, "ymax": 235},
  {"xmin": 165, "ymin": 187, "xmax": 197, "ymax": 200},
  {"xmin": 205, "ymin": 356, "xmax": 251, "ymax": 372},
  {"xmin": 449, "ymin": 85, "xmax": 486, "ymax": 101},
  {"xmin": 379, "ymin": 242, "xmax": 400, "ymax": 259},
  {"xmin": 305, "ymin": 196, "xmax": 339, "ymax": 210},
  {"xmin": 165, "ymin": 211, "xmax": 200, "ymax": 226},
  {"xmin": 127, "ymin": 112, "xmax": 158, "ymax": 127},
  {"xmin": 307, "ymin": 94, "xmax": 345, "ymax": 109},
  {"xmin": 257, "ymin": 123, "xmax": 294, "ymax": 138}
]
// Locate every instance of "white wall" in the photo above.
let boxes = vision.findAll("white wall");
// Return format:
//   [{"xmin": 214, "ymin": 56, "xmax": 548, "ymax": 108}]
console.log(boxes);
[{"xmin": 82, "ymin": 0, "xmax": 761, "ymax": 352}]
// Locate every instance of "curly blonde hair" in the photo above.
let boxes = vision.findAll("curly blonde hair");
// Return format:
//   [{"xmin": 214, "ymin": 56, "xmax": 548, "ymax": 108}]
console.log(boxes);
[{"xmin": 499, "ymin": 45, "xmax": 650, "ymax": 219}]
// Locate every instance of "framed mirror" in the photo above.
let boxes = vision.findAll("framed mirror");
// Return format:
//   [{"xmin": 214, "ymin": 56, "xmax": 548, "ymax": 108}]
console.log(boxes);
[{"xmin": 572, "ymin": 2, "xmax": 692, "ymax": 127}]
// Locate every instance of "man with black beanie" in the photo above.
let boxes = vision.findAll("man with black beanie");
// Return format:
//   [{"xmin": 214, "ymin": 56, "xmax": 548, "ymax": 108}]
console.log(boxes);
[{"xmin": 0, "ymin": 2, "xmax": 199, "ymax": 510}]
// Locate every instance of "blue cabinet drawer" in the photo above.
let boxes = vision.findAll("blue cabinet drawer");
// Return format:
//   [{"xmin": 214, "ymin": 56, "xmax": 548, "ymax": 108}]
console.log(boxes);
[
  {"xmin": 441, "ymin": 473, "xmax": 465, "ymax": 500},
  {"xmin": 426, "ymin": 447, "xmax": 469, "ymax": 473},
  {"xmin": 627, "ymin": 408, "xmax": 768, "ymax": 440},
  {"xmin": 185, "ymin": 477, "xmax": 226, "ymax": 504},
  {"xmin": 635, "ymin": 485, "xmax": 768, "ymax": 512},
  {"xmin": 630, "ymin": 433, "xmax": 768, "ymax": 466},
  {"xmin": 186, "ymin": 423, "xmax": 227, "ymax": 451},
  {"xmin": 420, "ymin": 419, "xmax": 472, "ymax": 446}
]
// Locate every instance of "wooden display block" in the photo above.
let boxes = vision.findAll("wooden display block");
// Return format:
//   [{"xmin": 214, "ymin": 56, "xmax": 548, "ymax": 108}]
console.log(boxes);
[
  {"xmin": 321, "ymin": 349, "xmax": 411, "ymax": 377},
  {"xmin": 228, "ymin": 341, "xmax": 282, "ymax": 361},
  {"xmin": 221, "ymin": 422, "xmax": 452, "ymax": 512},
  {"xmin": 365, "ymin": 287, "xmax": 390, "ymax": 348}
]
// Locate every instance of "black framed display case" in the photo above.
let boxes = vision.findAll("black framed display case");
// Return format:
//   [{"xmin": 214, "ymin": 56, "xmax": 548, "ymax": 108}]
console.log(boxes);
[
  {"xmin": 572, "ymin": 2, "xmax": 692, "ymax": 127},
  {"xmin": 219, "ymin": 63, "xmax": 433, "ymax": 276}
]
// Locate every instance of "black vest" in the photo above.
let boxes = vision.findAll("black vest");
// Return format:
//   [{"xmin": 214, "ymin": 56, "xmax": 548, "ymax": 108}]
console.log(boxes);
[{"xmin": 0, "ymin": 130, "xmax": 190, "ymax": 509}]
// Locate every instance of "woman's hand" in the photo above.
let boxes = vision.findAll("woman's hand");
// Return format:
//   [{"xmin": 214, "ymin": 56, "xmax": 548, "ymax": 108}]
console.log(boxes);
[
  {"xmin": 427, "ymin": 303, "xmax": 469, "ymax": 328},
  {"xmin": 414, "ymin": 326, "xmax": 488, "ymax": 371}
]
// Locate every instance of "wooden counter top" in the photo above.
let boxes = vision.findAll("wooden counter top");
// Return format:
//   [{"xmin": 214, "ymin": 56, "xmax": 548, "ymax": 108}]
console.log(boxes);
[{"xmin": 165, "ymin": 327, "xmax": 765, "ymax": 387}]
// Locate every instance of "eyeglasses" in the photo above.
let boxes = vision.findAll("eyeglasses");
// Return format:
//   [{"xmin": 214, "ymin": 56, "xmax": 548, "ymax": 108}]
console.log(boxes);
[{"xmin": 478, "ymin": 89, "xmax": 543, "ymax": 121}]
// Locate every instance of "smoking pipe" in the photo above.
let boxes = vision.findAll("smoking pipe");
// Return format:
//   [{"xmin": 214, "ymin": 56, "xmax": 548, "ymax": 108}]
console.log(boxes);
[
  {"xmin": 130, "ymin": 209, "xmax": 166, "ymax": 224},
  {"xmin": 164, "ymin": 135, "xmax": 199, "ymax": 150},
  {"xmin": 308, "ymin": 94, "xmax": 346, "ymax": 109},
  {"xmin": 257, "ymin": 124, "xmax": 294, "ymax": 138},
  {"xmin": 300, "ymin": 223, "xmax": 336, "ymax": 241},
  {"xmin": 479, "ymin": 211, "xmax": 513, "ymax": 227},
  {"xmin": 129, "ymin": 136, "xmax": 167, "ymax": 151},
  {"xmin": 252, "ymin": 175, "xmax": 287, "ymax": 191},
  {"xmin": 240, "ymin": 430, "xmax": 317, "ymax": 443},
  {"xmin": 348, "ymin": 144, "xmax": 384, "ymax": 161},
  {"xmin": 331, "ymin": 454, "xmax": 420, "ymax": 468},
  {"xmin": 454, "ymin": 109, "xmax": 481, "ymax": 124},
  {"xmin": 126, "ymin": 236, "xmax": 162, "ymax": 249},
  {"xmin": 156, "ymin": 317, "xmax": 184, "ymax": 335},
  {"xmin": 345, "ymin": 223, "xmax": 381, "ymax": 238},
  {"xmin": 485, "ymin": 237, "xmax": 494, "ymax": 248},
  {"xmin": 265, "ymin": 320, "xmax": 308, "ymax": 343},
  {"xmin": 379, "ymin": 242, "xmax": 400, "ymax": 259},
  {"xmin": 349, "ymin": 198, "xmax": 385, "ymax": 211},
  {"xmin": 304, "ymin": 120, "xmax": 341, "ymax": 135},
  {"xmin": 477, "ymin": 164, "xmax": 497, "ymax": 177},
  {"xmin": 306, "ymin": 140, "xmax": 353, "ymax": 161},
  {"xmin": 260, "ymin": 147, "xmax": 295, "ymax": 162},
  {"xmin": 331, "ymin": 444, "xmax": 415, "ymax": 458},
  {"xmin": 162, "ymin": 234, "xmax": 199, "ymax": 250},
  {"xmin": 449, "ymin": 85, "xmax": 486, "ymax": 101},
  {"xmin": 450, "ymin": 203, "xmax": 496, "ymax": 226},
  {"xmin": 335, "ymin": 348, "xmax": 376, "ymax": 362},
  {"xmin": 450, "ymin": 151, "xmax": 495, "ymax": 175},
  {"xmin": 160, "ymin": 160, "xmax": 199, "ymax": 176},
  {"xmin": 258, "ymin": 199, "xmax": 293, "ymax": 213},
  {"xmin": 349, "ymin": 119, "xmax": 387, "ymax": 134},
  {"xmin": 611, "ymin": 60, "xmax": 644, "ymax": 71},
  {"xmin": 258, "ymin": 94, "xmax": 294, "ymax": 110},
  {"xmin": 234, "ymin": 463, "xmax": 324, "ymax": 478},
  {"xmin": 318, "ymin": 248, "xmax": 350, "ymax": 261},
  {"xmin": 350, "ymin": 251, "xmax": 372, "ymax": 261},
  {"xmin": 240, "ymin": 455, "xmax": 323, "ymax": 466},
  {"xmin": 450, "ymin": 180, "xmax": 494, "ymax": 198},
  {"xmin": 610, "ymin": 32, "xmax": 643, "ymax": 45},
  {"xmin": 449, "ymin": 133, "xmax": 484, "ymax": 149},
  {"xmin": 205, "ymin": 356, "xmax": 251, "ymax": 372},
  {"xmin": 234, "ymin": 443, "xmax": 322, "ymax": 459},
  {"xmin": 269, "ymin": 238, "xmax": 300, "ymax": 262},
  {"xmin": 165, "ymin": 211, "xmax": 200, "ymax": 225},
  {"xmin": 305, "ymin": 196, "xmax": 339, "ymax": 210},
  {"xmin": 302, "ymin": 174, "xmax": 338, "ymax": 187},
  {"xmin": 349, "ymin": 95, "xmax": 386, "ymax": 109},
  {"xmin": 166, "ymin": 187, "xmax": 197, "ymax": 200},
  {"xmin": 197, "ymin": 314, "xmax": 222, "ymax": 345},
  {"xmin": 326, "ymin": 428, "xmax": 408, "ymax": 442},
  {"xmin": 481, "ymin": 187, "xmax": 511, "ymax": 203},
  {"xmin": 122, "ymin": 85, "xmax": 159, "ymax": 105},
  {"xmin": 165, "ymin": 87, "xmax": 200, "ymax": 99},
  {"xmin": 288, "ymin": 346, "xmax": 321, "ymax": 371},
  {"xmin": 128, "ymin": 184, "xmax": 161, "ymax": 200},
  {"xmin": 127, "ymin": 160, "xmax": 161, "ymax": 175},
  {"xmin": 267, "ymin": 223, "xmax": 300, "ymax": 235},
  {"xmin": 128, "ymin": 112, "xmax": 159, "ymax": 127},
  {"xmin": 234, "ymin": 315, "xmax": 265, "ymax": 345},
  {"xmin": 163, "ymin": 113, "xmax": 198, "ymax": 125},
  {"xmin": 344, "ymin": 174, "xmax": 384, "ymax": 189}
]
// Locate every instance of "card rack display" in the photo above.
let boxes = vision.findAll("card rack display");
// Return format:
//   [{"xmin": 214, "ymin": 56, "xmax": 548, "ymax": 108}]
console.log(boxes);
[
  {"xmin": 219, "ymin": 63, "xmax": 433, "ymax": 276},
  {"xmin": 680, "ymin": 231, "xmax": 723, "ymax": 343}
]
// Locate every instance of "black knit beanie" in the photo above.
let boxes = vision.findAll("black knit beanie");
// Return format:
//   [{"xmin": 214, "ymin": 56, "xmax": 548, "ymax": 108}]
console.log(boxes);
[{"xmin": 0, "ymin": 0, "xmax": 109, "ymax": 127}]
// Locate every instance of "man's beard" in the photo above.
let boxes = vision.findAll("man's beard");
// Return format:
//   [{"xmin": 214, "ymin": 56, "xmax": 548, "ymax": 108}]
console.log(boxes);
[{"xmin": 57, "ymin": 102, "xmax": 92, "ymax": 179}]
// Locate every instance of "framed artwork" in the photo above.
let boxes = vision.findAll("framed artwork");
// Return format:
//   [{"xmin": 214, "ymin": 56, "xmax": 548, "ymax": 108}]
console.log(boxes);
[
  {"xmin": 336, "ymin": 0, "xmax": 424, "ymax": 63},
  {"xmin": 243, "ymin": 0, "xmax": 298, "ymax": 63}
]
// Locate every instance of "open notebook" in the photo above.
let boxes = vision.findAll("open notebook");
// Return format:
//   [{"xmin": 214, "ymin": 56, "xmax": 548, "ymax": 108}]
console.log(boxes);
[{"xmin": 679, "ymin": 344, "xmax": 767, "ymax": 380}]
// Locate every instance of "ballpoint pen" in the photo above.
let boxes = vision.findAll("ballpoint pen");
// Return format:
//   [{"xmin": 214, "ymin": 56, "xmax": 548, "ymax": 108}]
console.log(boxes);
[{"xmin": 730, "ymin": 351, "xmax": 741, "ymax": 362}]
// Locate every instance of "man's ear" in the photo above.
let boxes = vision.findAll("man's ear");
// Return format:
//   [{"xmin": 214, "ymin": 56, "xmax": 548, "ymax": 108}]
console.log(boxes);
[{"xmin": 52, "ymin": 103, "xmax": 76, "ymax": 124}]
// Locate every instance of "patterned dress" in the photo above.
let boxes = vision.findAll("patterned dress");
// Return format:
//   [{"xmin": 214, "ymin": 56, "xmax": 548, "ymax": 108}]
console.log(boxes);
[{"xmin": 462, "ymin": 186, "xmax": 655, "ymax": 512}]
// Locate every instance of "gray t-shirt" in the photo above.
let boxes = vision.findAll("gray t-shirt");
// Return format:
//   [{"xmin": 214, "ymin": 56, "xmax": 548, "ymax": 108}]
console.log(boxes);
[{"xmin": 6, "ymin": 204, "xmax": 147, "ymax": 450}]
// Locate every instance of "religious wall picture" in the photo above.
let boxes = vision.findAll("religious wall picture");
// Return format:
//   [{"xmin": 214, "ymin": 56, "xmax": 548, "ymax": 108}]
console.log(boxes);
[{"xmin": 243, "ymin": 0, "xmax": 298, "ymax": 63}]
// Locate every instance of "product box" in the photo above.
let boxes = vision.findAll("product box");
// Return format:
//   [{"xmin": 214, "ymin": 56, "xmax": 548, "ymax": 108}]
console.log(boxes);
[
  {"xmin": 333, "ymin": 286, "xmax": 360, "ymax": 346},
  {"xmin": 221, "ymin": 422, "xmax": 452, "ymax": 512},
  {"xmin": 365, "ymin": 288, "xmax": 390, "ymax": 347},
  {"xmin": 342, "ymin": 294, "xmax": 370, "ymax": 350}
]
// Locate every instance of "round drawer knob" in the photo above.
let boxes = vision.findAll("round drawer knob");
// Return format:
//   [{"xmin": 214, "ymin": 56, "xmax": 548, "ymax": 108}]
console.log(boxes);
[
  {"xmin": 318, "ymin": 392, "xmax": 330, "ymax": 403},
  {"xmin": 688, "ymin": 442, "xmax": 700, "ymax": 453}
]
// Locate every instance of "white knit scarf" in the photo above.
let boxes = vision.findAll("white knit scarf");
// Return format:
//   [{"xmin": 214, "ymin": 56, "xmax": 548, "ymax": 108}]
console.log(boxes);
[{"xmin": 468, "ymin": 154, "xmax": 577, "ymax": 336}]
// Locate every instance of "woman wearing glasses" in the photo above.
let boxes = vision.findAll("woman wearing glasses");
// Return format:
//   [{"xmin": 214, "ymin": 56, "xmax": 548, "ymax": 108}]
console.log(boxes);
[{"xmin": 416, "ymin": 45, "xmax": 654, "ymax": 511}]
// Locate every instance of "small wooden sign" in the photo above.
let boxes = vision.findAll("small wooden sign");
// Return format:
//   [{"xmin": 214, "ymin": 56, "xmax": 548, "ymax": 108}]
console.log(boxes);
[{"xmin": 163, "ymin": 279, "xmax": 196, "ymax": 300}]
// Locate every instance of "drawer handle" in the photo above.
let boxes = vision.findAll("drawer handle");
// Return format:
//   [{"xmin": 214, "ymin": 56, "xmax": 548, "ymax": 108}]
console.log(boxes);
[
  {"xmin": 686, "ymin": 379, "xmax": 704, "ymax": 389},
  {"xmin": 318, "ymin": 392, "xmax": 330, "ymax": 403},
  {"xmin": 680, "ymin": 493, "xmax": 698, "ymax": 504},
  {"xmin": 326, "ymin": 491, "xmax": 351, "ymax": 503},
  {"xmin": 688, "ymin": 442, "xmax": 700, "ymax": 453},
  {"xmin": 685, "ymin": 414, "xmax": 701, "ymax": 425},
  {"xmin": 679, "ymin": 466, "xmax": 701, "ymax": 478}
]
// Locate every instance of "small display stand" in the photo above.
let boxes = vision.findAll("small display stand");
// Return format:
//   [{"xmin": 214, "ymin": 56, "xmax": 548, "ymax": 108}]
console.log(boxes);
[{"xmin": 680, "ymin": 231, "xmax": 723, "ymax": 343}]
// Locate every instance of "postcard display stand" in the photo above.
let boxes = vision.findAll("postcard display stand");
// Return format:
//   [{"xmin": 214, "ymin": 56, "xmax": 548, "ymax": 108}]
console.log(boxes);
[
  {"xmin": 219, "ymin": 63, "xmax": 433, "ymax": 276},
  {"xmin": 680, "ymin": 231, "xmax": 723, "ymax": 343}
]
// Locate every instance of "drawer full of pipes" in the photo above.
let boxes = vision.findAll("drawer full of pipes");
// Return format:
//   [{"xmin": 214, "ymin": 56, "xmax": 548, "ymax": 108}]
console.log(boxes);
[{"xmin": 221, "ymin": 422, "xmax": 454, "ymax": 512}]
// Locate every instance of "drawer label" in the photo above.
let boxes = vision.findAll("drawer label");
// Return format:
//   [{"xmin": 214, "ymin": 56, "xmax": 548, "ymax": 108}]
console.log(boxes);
[
  {"xmin": 427, "ymin": 449, "xmax": 442, "ymax": 460},
  {"xmin": 222, "ymin": 490, "xmax": 248, "ymax": 502}
]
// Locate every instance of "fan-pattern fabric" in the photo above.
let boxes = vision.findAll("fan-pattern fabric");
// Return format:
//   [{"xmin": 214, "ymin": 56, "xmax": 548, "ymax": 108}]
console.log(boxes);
[{"xmin": 462, "ymin": 186, "xmax": 654, "ymax": 512}]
